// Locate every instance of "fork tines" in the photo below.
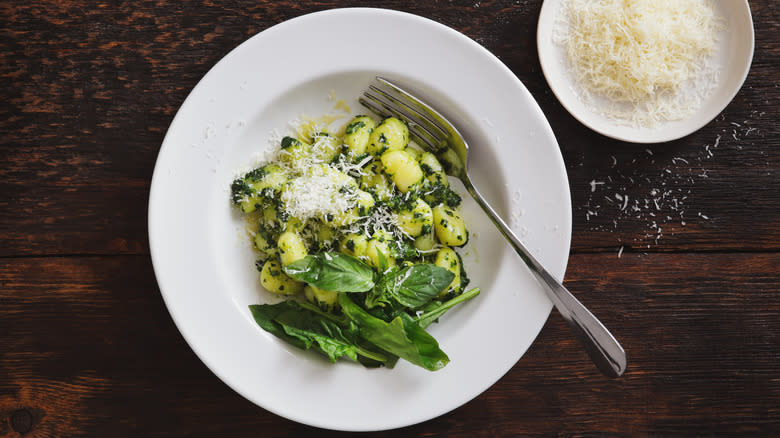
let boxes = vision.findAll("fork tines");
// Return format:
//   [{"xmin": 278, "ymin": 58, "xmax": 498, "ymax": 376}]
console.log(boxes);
[{"xmin": 359, "ymin": 77, "xmax": 449, "ymax": 152}]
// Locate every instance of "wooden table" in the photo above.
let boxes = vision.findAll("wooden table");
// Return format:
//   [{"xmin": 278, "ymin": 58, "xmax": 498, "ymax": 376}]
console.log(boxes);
[{"xmin": 2, "ymin": 1, "xmax": 778, "ymax": 436}]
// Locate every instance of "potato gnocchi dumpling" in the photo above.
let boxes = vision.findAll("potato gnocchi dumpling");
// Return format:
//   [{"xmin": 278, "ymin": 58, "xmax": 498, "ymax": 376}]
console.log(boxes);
[
  {"xmin": 434, "ymin": 247, "xmax": 462, "ymax": 294},
  {"xmin": 279, "ymin": 136, "xmax": 311, "ymax": 165},
  {"xmin": 310, "ymin": 132, "xmax": 342, "ymax": 163},
  {"xmin": 339, "ymin": 233, "xmax": 368, "ymax": 258},
  {"xmin": 234, "ymin": 109, "xmax": 481, "ymax": 372},
  {"xmin": 368, "ymin": 117, "xmax": 409, "ymax": 156},
  {"xmin": 396, "ymin": 198, "xmax": 433, "ymax": 237},
  {"xmin": 259, "ymin": 260, "xmax": 303, "ymax": 295},
  {"xmin": 432, "ymin": 204, "xmax": 468, "ymax": 247},
  {"xmin": 278, "ymin": 231, "xmax": 308, "ymax": 266},
  {"xmin": 304, "ymin": 285, "xmax": 339, "ymax": 310},
  {"xmin": 380, "ymin": 149, "xmax": 423, "ymax": 193},
  {"xmin": 343, "ymin": 115, "xmax": 376, "ymax": 158},
  {"xmin": 366, "ymin": 230, "xmax": 397, "ymax": 269},
  {"xmin": 359, "ymin": 159, "xmax": 393, "ymax": 201}
]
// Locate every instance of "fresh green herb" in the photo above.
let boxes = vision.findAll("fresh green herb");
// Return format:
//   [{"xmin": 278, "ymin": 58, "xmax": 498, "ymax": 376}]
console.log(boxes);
[
  {"xmin": 376, "ymin": 248, "xmax": 389, "ymax": 272},
  {"xmin": 245, "ymin": 167, "xmax": 267, "ymax": 182},
  {"xmin": 283, "ymin": 253, "xmax": 375, "ymax": 292},
  {"xmin": 457, "ymin": 251, "xmax": 470, "ymax": 290},
  {"xmin": 338, "ymin": 185, "xmax": 356, "ymax": 195},
  {"xmin": 338, "ymin": 294, "xmax": 449, "ymax": 371},
  {"xmin": 351, "ymin": 152, "xmax": 370, "ymax": 164},
  {"xmin": 249, "ymin": 301, "xmax": 309, "ymax": 349},
  {"xmin": 234, "ymin": 115, "xmax": 478, "ymax": 372},
  {"xmin": 416, "ymin": 288, "xmax": 481, "ymax": 329},
  {"xmin": 281, "ymin": 136, "xmax": 301, "ymax": 149},
  {"xmin": 345, "ymin": 121, "xmax": 366, "ymax": 135},
  {"xmin": 395, "ymin": 240, "xmax": 419, "ymax": 261},
  {"xmin": 368, "ymin": 264, "xmax": 454, "ymax": 309},
  {"xmin": 249, "ymin": 302, "xmax": 387, "ymax": 363},
  {"xmin": 424, "ymin": 182, "xmax": 462, "ymax": 207},
  {"xmin": 260, "ymin": 187, "xmax": 277, "ymax": 199},
  {"xmin": 379, "ymin": 193, "xmax": 417, "ymax": 212},
  {"xmin": 230, "ymin": 178, "xmax": 253, "ymax": 204}
]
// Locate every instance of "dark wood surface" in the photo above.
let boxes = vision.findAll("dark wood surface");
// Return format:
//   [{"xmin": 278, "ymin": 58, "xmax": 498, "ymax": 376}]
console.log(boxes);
[{"xmin": 1, "ymin": 1, "xmax": 778, "ymax": 436}]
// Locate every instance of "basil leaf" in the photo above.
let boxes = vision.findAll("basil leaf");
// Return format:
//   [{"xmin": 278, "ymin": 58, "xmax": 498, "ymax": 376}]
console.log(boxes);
[
  {"xmin": 339, "ymin": 294, "xmax": 449, "ymax": 371},
  {"xmin": 364, "ymin": 287, "xmax": 384, "ymax": 309},
  {"xmin": 283, "ymin": 253, "xmax": 375, "ymax": 292},
  {"xmin": 382, "ymin": 264, "xmax": 455, "ymax": 308},
  {"xmin": 364, "ymin": 266, "xmax": 399, "ymax": 309}
]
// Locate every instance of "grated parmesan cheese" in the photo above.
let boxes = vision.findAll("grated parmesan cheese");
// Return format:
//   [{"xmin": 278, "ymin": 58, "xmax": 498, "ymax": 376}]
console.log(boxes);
[
  {"xmin": 279, "ymin": 165, "xmax": 357, "ymax": 222},
  {"xmin": 556, "ymin": 0, "xmax": 724, "ymax": 126}
]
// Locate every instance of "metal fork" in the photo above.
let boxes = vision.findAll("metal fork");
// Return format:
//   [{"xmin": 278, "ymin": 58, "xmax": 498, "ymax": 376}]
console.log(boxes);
[{"xmin": 360, "ymin": 77, "xmax": 627, "ymax": 377}]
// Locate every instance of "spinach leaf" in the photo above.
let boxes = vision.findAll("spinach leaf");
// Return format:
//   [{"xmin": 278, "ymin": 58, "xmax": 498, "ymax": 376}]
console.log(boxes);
[
  {"xmin": 276, "ymin": 311, "xmax": 360, "ymax": 363},
  {"xmin": 339, "ymin": 294, "xmax": 449, "ymax": 371},
  {"xmin": 297, "ymin": 300, "xmax": 348, "ymax": 325},
  {"xmin": 249, "ymin": 302, "xmax": 387, "ymax": 363},
  {"xmin": 416, "ymin": 287, "xmax": 480, "ymax": 329},
  {"xmin": 283, "ymin": 253, "xmax": 375, "ymax": 292},
  {"xmin": 249, "ymin": 301, "xmax": 308, "ymax": 349},
  {"xmin": 356, "ymin": 339, "xmax": 399, "ymax": 369}
]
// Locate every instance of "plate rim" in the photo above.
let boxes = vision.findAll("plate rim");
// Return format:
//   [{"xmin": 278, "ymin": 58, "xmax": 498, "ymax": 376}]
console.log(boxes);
[{"xmin": 149, "ymin": 7, "xmax": 571, "ymax": 431}]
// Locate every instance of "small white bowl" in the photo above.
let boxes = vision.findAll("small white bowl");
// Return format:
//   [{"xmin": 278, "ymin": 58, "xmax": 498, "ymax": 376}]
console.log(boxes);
[{"xmin": 537, "ymin": 0, "xmax": 755, "ymax": 143}]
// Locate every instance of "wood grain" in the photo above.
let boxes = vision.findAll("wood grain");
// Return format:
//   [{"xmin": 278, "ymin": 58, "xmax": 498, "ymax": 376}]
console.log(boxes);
[
  {"xmin": 1, "ymin": 0, "xmax": 779, "ymax": 436},
  {"xmin": 1, "ymin": 254, "xmax": 778, "ymax": 437},
  {"xmin": 0, "ymin": 1, "xmax": 778, "ymax": 256}
]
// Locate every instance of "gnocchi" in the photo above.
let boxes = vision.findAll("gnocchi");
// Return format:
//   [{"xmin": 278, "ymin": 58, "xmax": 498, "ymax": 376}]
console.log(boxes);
[
  {"xmin": 231, "ymin": 113, "xmax": 471, "ymax": 299},
  {"xmin": 233, "ymin": 108, "xmax": 481, "ymax": 371},
  {"xmin": 434, "ymin": 247, "xmax": 462, "ymax": 294},
  {"xmin": 432, "ymin": 204, "xmax": 468, "ymax": 247},
  {"xmin": 367, "ymin": 117, "xmax": 409, "ymax": 156},
  {"xmin": 259, "ymin": 259, "xmax": 303, "ymax": 295},
  {"xmin": 380, "ymin": 149, "xmax": 423, "ymax": 193},
  {"xmin": 343, "ymin": 115, "xmax": 376, "ymax": 158}
]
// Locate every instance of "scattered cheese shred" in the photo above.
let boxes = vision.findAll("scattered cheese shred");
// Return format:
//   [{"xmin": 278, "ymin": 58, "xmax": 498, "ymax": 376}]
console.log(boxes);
[{"xmin": 556, "ymin": 0, "xmax": 724, "ymax": 126}]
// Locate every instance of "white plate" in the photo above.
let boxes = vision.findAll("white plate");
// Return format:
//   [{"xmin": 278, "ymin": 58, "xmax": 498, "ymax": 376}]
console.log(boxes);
[
  {"xmin": 149, "ymin": 8, "xmax": 571, "ymax": 431},
  {"xmin": 537, "ymin": 0, "xmax": 755, "ymax": 143}
]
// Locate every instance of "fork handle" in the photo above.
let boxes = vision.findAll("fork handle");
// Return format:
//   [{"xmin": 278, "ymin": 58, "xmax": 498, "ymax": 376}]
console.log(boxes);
[{"xmin": 461, "ymin": 176, "xmax": 627, "ymax": 377}]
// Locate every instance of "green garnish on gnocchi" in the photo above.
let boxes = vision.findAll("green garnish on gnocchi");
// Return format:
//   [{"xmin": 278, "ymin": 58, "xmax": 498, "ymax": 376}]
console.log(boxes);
[{"xmin": 231, "ymin": 114, "xmax": 479, "ymax": 371}]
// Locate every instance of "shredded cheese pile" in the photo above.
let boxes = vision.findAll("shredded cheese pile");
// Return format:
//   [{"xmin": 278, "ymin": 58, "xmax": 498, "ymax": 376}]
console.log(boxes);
[
  {"xmin": 246, "ymin": 115, "xmax": 362, "ymax": 223},
  {"xmin": 557, "ymin": 0, "xmax": 723, "ymax": 126},
  {"xmin": 279, "ymin": 165, "xmax": 357, "ymax": 222}
]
